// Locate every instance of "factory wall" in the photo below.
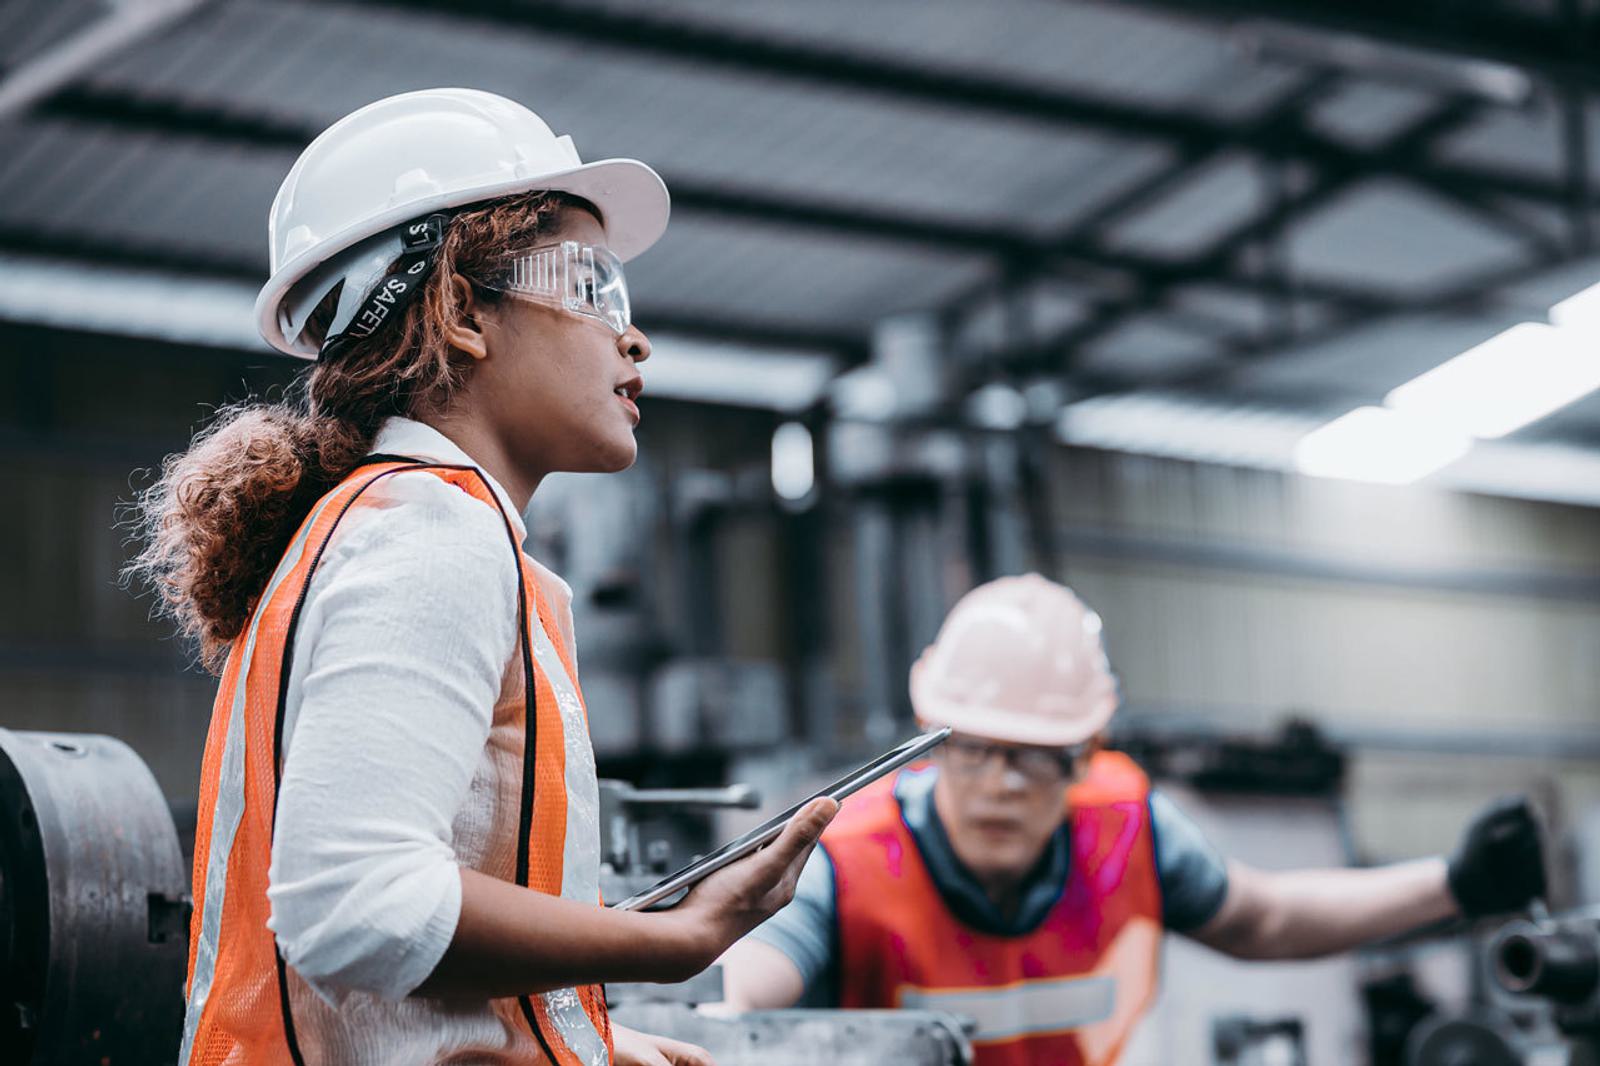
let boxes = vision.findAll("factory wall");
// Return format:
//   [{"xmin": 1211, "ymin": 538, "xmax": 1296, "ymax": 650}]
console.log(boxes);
[{"xmin": 1044, "ymin": 448, "xmax": 1600, "ymax": 871}]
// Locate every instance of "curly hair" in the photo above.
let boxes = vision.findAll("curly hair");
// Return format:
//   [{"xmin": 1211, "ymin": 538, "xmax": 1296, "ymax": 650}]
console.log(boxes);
[{"xmin": 125, "ymin": 190, "xmax": 594, "ymax": 672}]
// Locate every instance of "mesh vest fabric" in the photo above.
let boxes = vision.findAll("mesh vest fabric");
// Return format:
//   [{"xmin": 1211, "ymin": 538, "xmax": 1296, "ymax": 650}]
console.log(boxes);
[{"xmin": 179, "ymin": 460, "xmax": 612, "ymax": 1066}]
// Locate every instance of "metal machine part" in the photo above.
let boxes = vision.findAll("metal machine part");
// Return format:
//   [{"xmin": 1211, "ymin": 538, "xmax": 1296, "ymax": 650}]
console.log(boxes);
[
  {"xmin": 598, "ymin": 778, "xmax": 760, "ymax": 900},
  {"xmin": 1407, "ymin": 1013, "xmax": 1530, "ymax": 1066},
  {"xmin": 611, "ymin": 1005, "xmax": 973, "ymax": 1066},
  {"xmin": 1212, "ymin": 1014, "xmax": 1308, "ymax": 1066},
  {"xmin": 1494, "ymin": 918, "xmax": 1600, "ymax": 1011},
  {"xmin": 598, "ymin": 779, "xmax": 761, "ymax": 1008},
  {"xmin": 1407, "ymin": 913, "xmax": 1600, "ymax": 1066},
  {"xmin": 1362, "ymin": 970, "xmax": 1440, "ymax": 1066},
  {"xmin": 1491, "ymin": 913, "xmax": 1600, "ymax": 1042},
  {"xmin": 1113, "ymin": 717, "xmax": 1347, "ymax": 796},
  {"xmin": 0, "ymin": 729, "xmax": 189, "ymax": 1066}
]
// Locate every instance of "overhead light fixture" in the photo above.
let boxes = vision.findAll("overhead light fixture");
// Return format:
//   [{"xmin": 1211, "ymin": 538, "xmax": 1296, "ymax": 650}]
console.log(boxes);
[
  {"xmin": 1294, "ymin": 406, "xmax": 1471, "ymax": 484},
  {"xmin": 0, "ymin": 252, "xmax": 268, "ymax": 351},
  {"xmin": 1058, "ymin": 392, "xmax": 1309, "ymax": 469},
  {"xmin": 1385, "ymin": 322, "xmax": 1600, "ymax": 439},
  {"xmin": 770, "ymin": 421, "xmax": 815, "ymax": 502}
]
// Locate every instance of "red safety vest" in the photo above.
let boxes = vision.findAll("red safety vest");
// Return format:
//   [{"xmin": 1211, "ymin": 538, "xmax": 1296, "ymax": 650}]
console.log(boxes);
[
  {"xmin": 830, "ymin": 752, "xmax": 1161, "ymax": 1066},
  {"xmin": 177, "ymin": 459, "xmax": 613, "ymax": 1066}
]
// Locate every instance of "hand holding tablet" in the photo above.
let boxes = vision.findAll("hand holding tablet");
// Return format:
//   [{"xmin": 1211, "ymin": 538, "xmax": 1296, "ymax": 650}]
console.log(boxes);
[{"xmin": 610, "ymin": 727, "xmax": 952, "ymax": 912}]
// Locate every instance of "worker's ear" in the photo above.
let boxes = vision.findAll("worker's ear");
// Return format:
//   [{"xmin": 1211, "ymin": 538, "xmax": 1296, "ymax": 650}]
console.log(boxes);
[{"xmin": 445, "ymin": 273, "xmax": 489, "ymax": 361}]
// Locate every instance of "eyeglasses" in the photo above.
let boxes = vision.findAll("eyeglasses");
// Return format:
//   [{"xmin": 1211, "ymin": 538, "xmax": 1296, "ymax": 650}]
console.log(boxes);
[
  {"xmin": 475, "ymin": 240, "xmax": 631, "ymax": 335},
  {"xmin": 942, "ymin": 735, "xmax": 1089, "ymax": 784}
]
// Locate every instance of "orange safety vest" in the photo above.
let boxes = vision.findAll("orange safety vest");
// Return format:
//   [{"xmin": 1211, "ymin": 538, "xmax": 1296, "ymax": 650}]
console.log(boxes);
[
  {"xmin": 828, "ymin": 752, "xmax": 1161, "ymax": 1066},
  {"xmin": 177, "ymin": 459, "xmax": 613, "ymax": 1066}
]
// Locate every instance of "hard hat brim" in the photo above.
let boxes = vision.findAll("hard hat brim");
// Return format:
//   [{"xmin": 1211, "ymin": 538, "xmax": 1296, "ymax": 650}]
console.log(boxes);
[
  {"xmin": 911, "ymin": 698, "xmax": 1116, "ymax": 747},
  {"xmin": 254, "ymin": 156, "xmax": 670, "ymax": 359}
]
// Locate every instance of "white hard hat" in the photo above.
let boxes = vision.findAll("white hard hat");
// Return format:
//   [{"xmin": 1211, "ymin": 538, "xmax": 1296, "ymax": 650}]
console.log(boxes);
[
  {"xmin": 254, "ymin": 87, "xmax": 671, "ymax": 358},
  {"xmin": 910, "ymin": 574, "xmax": 1119, "ymax": 747}
]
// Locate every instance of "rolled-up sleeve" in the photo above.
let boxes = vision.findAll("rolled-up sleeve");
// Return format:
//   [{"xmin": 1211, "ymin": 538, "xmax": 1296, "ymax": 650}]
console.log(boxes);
[{"xmin": 266, "ymin": 476, "xmax": 520, "ymax": 1003}]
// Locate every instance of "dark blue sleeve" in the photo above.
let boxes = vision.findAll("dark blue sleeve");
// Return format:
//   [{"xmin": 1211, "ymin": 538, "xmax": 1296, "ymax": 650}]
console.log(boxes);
[{"xmin": 1148, "ymin": 788, "xmax": 1230, "ymax": 932}]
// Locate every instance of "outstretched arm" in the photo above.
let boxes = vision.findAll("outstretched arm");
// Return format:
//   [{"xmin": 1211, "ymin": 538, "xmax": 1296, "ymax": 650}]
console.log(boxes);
[
  {"xmin": 718, "ymin": 938, "xmax": 808, "ymax": 1010},
  {"xmin": 1190, "ymin": 857, "xmax": 1454, "ymax": 960},
  {"xmin": 1189, "ymin": 796, "xmax": 1546, "ymax": 962},
  {"xmin": 718, "ymin": 845, "xmax": 837, "ymax": 1010}
]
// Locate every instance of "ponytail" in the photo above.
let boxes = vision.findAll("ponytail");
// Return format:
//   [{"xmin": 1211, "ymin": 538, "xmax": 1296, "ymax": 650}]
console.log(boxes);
[{"xmin": 125, "ymin": 398, "xmax": 372, "ymax": 671}]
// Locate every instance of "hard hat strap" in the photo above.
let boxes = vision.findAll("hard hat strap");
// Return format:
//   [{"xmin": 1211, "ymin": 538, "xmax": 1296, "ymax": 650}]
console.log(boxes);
[{"xmin": 319, "ymin": 212, "xmax": 452, "ymax": 361}]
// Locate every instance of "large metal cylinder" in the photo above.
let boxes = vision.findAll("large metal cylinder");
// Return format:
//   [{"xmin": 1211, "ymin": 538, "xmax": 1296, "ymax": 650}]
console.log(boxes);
[
  {"xmin": 0, "ymin": 729, "xmax": 189, "ymax": 1065},
  {"xmin": 1492, "ymin": 918, "xmax": 1600, "ymax": 1004}
]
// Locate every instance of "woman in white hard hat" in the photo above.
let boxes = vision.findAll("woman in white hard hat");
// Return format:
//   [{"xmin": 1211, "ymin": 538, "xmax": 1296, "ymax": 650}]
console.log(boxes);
[
  {"xmin": 128, "ymin": 88, "xmax": 833, "ymax": 1066},
  {"xmin": 723, "ymin": 573, "xmax": 1547, "ymax": 1066}
]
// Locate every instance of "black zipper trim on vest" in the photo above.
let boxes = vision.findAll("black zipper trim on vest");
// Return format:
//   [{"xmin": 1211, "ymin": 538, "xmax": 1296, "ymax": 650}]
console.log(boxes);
[
  {"xmin": 438, "ymin": 468, "xmax": 564, "ymax": 1063},
  {"xmin": 267, "ymin": 456, "xmax": 560, "ymax": 1065}
]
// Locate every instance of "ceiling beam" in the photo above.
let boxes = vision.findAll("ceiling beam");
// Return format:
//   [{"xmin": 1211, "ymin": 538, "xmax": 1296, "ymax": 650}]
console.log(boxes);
[
  {"xmin": 31, "ymin": 84, "xmax": 1391, "ymax": 314},
  {"xmin": 339, "ymin": 0, "xmax": 1598, "ymax": 211},
  {"xmin": 1115, "ymin": 0, "xmax": 1600, "ymax": 91},
  {"xmin": 1108, "ymin": 244, "xmax": 1586, "ymax": 396},
  {"xmin": 1039, "ymin": 95, "xmax": 1488, "ymax": 361},
  {"xmin": 0, "ymin": 0, "xmax": 209, "ymax": 118},
  {"xmin": 1065, "ymin": 69, "xmax": 1344, "ymax": 244}
]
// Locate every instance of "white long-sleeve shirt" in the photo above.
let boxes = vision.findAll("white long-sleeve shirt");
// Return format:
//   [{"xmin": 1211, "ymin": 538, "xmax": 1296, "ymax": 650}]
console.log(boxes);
[{"xmin": 265, "ymin": 416, "xmax": 580, "ymax": 1064}]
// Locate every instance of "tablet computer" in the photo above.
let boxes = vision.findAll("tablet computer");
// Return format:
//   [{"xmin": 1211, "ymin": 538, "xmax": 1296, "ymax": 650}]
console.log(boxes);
[{"xmin": 609, "ymin": 727, "xmax": 952, "ymax": 912}]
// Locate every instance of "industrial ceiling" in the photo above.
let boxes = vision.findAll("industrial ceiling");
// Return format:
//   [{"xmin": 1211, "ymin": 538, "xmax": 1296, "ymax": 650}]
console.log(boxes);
[{"xmin": 5, "ymin": 0, "xmax": 1600, "ymax": 444}]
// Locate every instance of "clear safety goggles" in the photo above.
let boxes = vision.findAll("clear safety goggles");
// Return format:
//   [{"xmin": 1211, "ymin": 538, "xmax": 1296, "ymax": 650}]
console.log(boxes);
[{"xmin": 477, "ymin": 240, "xmax": 631, "ymax": 335}]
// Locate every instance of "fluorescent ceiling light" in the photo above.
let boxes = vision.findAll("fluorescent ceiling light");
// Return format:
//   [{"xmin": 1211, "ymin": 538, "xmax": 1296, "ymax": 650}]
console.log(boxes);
[
  {"xmin": 1054, "ymin": 392, "xmax": 1600, "ymax": 507},
  {"xmin": 1385, "ymin": 322, "xmax": 1600, "ymax": 439},
  {"xmin": 0, "ymin": 252, "xmax": 267, "ymax": 351},
  {"xmin": 1057, "ymin": 393, "xmax": 1310, "ymax": 470},
  {"xmin": 1295, "ymin": 406, "xmax": 1471, "ymax": 484}
]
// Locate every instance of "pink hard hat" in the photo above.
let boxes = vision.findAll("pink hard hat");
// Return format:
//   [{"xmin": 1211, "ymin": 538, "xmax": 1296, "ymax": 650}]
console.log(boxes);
[{"xmin": 909, "ymin": 573, "xmax": 1119, "ymax": 747}]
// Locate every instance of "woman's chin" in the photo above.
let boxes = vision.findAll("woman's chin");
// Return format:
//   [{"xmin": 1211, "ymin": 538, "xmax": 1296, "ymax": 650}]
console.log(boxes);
[{"xmin": 581, "ymin": 437, "xmax": 638, "ymax": 474}]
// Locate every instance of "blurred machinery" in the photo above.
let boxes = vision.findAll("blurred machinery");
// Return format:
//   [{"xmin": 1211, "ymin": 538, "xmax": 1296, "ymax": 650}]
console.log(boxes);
[
  {"xmin": 1, "ymin": 720, "xmax": 1587, "ymax": 1066},
  {"xmin": 1212, "ymin": 1014, "xmax": 1309, "ymax": 1066},
  {"xmin": 0, "ymin": 729, "xmax": 188, "ymax": 1066},
  {"xmin": 0, "ymin": 730, "xmax": 970, "ymax": 1066},
  {"xmin": 1404, "ymin": 911, "xmax": 1600, "ymax": 1066},
  {"xmin": 608, "ymin": 1005, "xmax": 973, "ymax": 1066}
]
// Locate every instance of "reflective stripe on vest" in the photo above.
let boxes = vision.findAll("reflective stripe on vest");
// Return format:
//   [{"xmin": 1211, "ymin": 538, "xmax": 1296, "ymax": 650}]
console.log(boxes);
[
  {"xmin": 829, "ymin": 753, "xmax": 1162, "ymax": 1066},
  {"xmin": 899, "ymin": 974, "xmax": 1115, "ymax": 1042},
  {"xmin": 179, "ymin": 461, "xmax": 611, "ymax": 1066}
]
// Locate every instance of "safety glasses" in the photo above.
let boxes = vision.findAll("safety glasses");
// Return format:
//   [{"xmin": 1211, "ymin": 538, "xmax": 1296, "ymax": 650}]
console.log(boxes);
[
  {"xmin": 476, "ymin": 240, "xmax": 630, "ymax": 335},
  {"xmin": 942, "ymin": 735, "xmax": 1091, "ymax": 784}
]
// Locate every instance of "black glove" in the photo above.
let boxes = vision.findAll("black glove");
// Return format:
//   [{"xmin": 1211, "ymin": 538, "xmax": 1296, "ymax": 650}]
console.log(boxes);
[{"xmin": 1446, "ymin": 796, "xmax": 1547, "ymax": 918}]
